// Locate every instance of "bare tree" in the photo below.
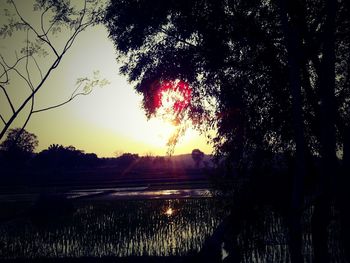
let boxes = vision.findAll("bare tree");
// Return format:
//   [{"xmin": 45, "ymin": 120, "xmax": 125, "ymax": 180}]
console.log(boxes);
[{"xmin": 0, "ymin": 0, "xmax": 109, "ymax": 140}]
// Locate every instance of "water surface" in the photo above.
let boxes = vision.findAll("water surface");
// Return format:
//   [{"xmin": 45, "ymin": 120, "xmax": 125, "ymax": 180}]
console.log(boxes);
[{"xmin": 0, "ymin": 198, "xmax": 224, "ymax": 258}]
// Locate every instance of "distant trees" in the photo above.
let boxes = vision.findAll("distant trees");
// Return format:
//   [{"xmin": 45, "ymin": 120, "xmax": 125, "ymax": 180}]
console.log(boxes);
[
  {"xmin": 34, "ymin": 144, "xmax": 101, "ymax": 170},
  {"xmin": 0, "ymin": 0, "xmax": 108, "ymax": 141},
  {"xmin": 0, "ymin": 129, "xmax": 103, "ymax": 173},
  {"xmin": 0, "ymin": 128, "xmax": 38, "ymax": 167},
  {"xmin": 114, "ymin": 153, "xmax": 139, "ymax": 168},
  {"xmin": 191, "ymin": 149, "xmax": 204, "ymax": 168}
]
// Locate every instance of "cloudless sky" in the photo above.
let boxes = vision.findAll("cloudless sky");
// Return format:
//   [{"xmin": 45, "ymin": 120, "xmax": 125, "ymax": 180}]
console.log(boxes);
[{"xmin": 0, "ymin": 0, "xmax": 213, "ymax": 157}]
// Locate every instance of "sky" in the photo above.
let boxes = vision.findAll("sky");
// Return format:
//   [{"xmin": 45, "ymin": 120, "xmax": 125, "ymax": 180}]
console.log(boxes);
[{"xmin": 0, "ymin": 0, "xmax": 213, "ymax": 157}]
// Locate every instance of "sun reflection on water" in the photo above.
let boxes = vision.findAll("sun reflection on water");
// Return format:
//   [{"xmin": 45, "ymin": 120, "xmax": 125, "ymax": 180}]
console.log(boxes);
[{"xmin": 165, "ymin": 207, "xmax": 174, "ymax": 216}]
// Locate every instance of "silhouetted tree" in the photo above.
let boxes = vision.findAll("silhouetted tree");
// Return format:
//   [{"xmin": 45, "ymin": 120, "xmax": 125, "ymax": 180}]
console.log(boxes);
[
  {"xmin": 191, "ymin": 149, "xmax": 204, "ymax": 168},
  {"xmin": 0, "ymin": 128, "xmax": 38, "ymax": 168},
  {"xmin": 34, "ymin": 144, "xmax": 100, "ymax": 172},
  {"xmin": 105, "ymin": 0, "xmax": 350, "ymax": 261},
  {"xmin": 115, "ymin": 153, "xmax": 139, "ymax": 168}
]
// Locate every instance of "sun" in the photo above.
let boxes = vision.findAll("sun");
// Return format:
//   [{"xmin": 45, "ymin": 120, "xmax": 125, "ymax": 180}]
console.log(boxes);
[
  {"xmin": 126, "ymin": 80, "xmax": 193, "ymax": 152},
  {"xmin": 148, "ymin": 118, "xmax": 177, "ymax": 147}
]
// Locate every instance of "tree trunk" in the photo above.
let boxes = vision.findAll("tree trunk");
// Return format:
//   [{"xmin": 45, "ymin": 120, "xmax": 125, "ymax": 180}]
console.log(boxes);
[
  {"xmin": 312, "ymin": 0, "xmax": 337, "ymax": 262},
  {"xmin": 278, "ymin": 1, "xmax": 306, "ymax": 262},
  {"xmin": 340, "ymin": 125, "xmax": 350, "ymax": 261}
]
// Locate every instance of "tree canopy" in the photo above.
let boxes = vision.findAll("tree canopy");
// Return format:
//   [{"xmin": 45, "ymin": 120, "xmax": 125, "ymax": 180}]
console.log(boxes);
[
  {"xmin": 1, "ymin": 127, "xmax": 38, "ymax": 154},
  {"xmin": 104, "ymin": 0, "xmax": 349, "ymax": 168},
  {"xmin": 0, "ymin": 127, "xmax": 38, "ymax": 167},
  {"xmin": 105, "ymin": 1, "xmax": 350, "ymax": 261}
]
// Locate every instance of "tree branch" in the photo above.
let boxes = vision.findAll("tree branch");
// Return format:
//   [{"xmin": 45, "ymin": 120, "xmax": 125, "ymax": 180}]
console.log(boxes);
[
  {"xmin": 159, "ymin": 27, "xmax": 198, "ymax": 48},
  {"xmin": 0, "ymin": 61, "xmax": 9, "ymax": 84},
  {"xmin": 33, "ymin": 89, "xmax": 92, "ymax": 113},
  {"xmin": 0, "ymin": 84, "xmax": 15, "ymax": 114},
  {"xmin": 44, "ymin": 16, "xmax": 59, "ymax": 36},
  {"xmin": 0, "ymin": 53, "xmax": 62, "ymax": 140},
  {"xmin": 0, "ymin": 114, "xmax": 6, "ymax": 125},
  {"xmin": 30, "ymin": 55, "xmax": 43, "ymax": 80},
  {"xmin": 19, "ymin": 91, "xmax": 35, "ymax": 137},
  {"xmin": 0, "ymin": 0, "xmax": 99, "ymax": 140},
  {"xmin": 40, "ymin": 6, "xmax": 51, "ymax": 37},
  {"xmin": 25, "ymin": 29, "xmax": 34, "ymax": 91},
  {"xmin": 0, "ymin": 54, "xmax": 28, "ymax": 81},
  {"xmin": 10, "ymin": 0, "xmax": 59, "ymax": 58}
]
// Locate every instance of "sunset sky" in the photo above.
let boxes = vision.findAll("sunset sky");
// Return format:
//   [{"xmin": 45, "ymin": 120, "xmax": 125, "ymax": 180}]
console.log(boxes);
[{"xmin": 0, "ymin": 1, "xmax": 213, "ymax": 157}]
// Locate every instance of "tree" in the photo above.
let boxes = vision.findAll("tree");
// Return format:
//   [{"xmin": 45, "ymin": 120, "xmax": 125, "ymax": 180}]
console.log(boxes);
[
  {"xmin": 191, "ymin": 149, "xmax": 204, "ymax": 168},
  {"xmin": 0, "ymin": 0, "xmax": 108, "ymax": 141},
  {"xmin": 34, "ymin": 144, "xmax": 100, "ymax": 171},
  {"xmin": 0, "ymin": 127, "xmax": 38, "ymax": 167},
  {"xmin": 115, "ymin": 153, "xmax": 139, "ymax": 168},
  {"xmin": 105, "ymin": 0, "xmax": 350, "ymax": 261}
]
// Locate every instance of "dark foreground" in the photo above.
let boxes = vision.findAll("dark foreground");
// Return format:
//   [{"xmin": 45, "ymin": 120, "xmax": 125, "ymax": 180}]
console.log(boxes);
[
  {"xmin": 0, "ymin": 169, "xmax": 347, "ymax": 263},
  {"xmin": 0, "ymin": 256, "xmax": 192, "ymax": 263}
]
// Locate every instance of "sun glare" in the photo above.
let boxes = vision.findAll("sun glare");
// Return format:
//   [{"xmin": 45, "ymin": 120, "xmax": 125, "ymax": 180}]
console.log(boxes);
[
  {"xmin": 147, "ymin": 80, "xmax": 193, "ymax": 150},
  {"xmin": 149, "ymin": 119, "xmax": 177, "ymax": 147}
]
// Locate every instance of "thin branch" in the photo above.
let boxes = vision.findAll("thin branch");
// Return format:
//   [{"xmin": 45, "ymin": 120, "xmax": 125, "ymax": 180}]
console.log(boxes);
[
  {"xmin": 10, "ymin": 66, "xmax": 33, "ymax": 91},
  {"xmin": 40, "ymin": 6, "xmax": 51, "ymax": 37},
  {"xmin": 40, "ymin": 5, "xmax": 57, "ymax": 46},
  {"xmin": 71, "ymin": 81, "xmax": 84, "ymax": 97},
  {"xmin": 30, "ymin": 55, "xmax": 43, "ymax": 80},
  {"xmin": 0, "ymin": 114, "xmax": 6, "ymax": 125},
  {"xmin": 25, "ymin": 29, "xmax": 34, "ymax": 91},
  {"xmin": 0, "ymin": 84, "xmax": 15, "ymax": 114},
  {"xmin": 19, "ymin": 91, "xmax": 35, "ymax": 135},
  {"xmin": 45, "ymin": 16, "xmax": 59, "ymax": 36},
  {"xmin": 0, "ymin": 62, "xmax": 9, "ymax": 84},
  {"xmin": 0, "ymin": 0, "xmax": 95, "ymax": 140},
  {"xmin": 0, "ymin": 52, "xmax": 62, "ymax": 140},
  {"xmin": 0, "ymin": 54, "xmax": 28, "ymax": 81},
  {"xmin": 10, "ymin": 0, "xmax": 59, "ymax": 58},
  {"xmin": 61, "ymin": 0, "xmax": 89, "ymax": 54},
  {"xmin": 33, "ymin": 90, "xmax": 92, "ymax": 113},
  {"xmin": 159, "ymin": 27, "xmax": 198, "ymax": 48}
]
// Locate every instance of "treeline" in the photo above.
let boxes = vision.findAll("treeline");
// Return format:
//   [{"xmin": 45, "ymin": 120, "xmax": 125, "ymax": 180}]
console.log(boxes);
[
  {"xmin": 103, "ymin": 153, "xmax": 173, "ymax": 170},
  {"xmin": 0, "ymin": 128, "xmax": 102, "ymax": 174},
  {"xmin": 0, "ymin": 128, "xmax": 207, "ymax": 177}
]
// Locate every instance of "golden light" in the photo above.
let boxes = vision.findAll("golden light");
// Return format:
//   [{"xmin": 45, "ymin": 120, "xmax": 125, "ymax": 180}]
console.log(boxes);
[
  {"xmin": 3, "ymin": 19, "xmax": 213, "ymax": 156},
  {"xmin": 164, "ymin": 207, "xmax": 174, "ymax": 216}
]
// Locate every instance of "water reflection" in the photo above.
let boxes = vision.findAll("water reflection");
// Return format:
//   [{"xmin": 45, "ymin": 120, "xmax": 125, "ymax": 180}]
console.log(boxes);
[
  {"xmin": 163, "ymin": 200, "xmax": 176, "ymax": 218},
  {"xmin": 0, "ymin": 198, "xmax": 223, "ymax": 259},
  {"xmin": 109, "ymin": 188, "xmax": 212, "ymax": 199},
  {"xmin": 164, "ymin": 207, "xmax": 174, "ymax": 216}
]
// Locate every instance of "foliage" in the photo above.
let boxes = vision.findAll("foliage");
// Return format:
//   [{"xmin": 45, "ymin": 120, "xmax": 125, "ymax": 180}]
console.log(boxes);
[
  {"xmin": 105, "ymin": 1, "xmax": 349, "ymax": 261},
  {"xmin": 104, "ymin": 0, "xmax": 349, "ymax": 166},
  {"xmin": 1, "ymin": 127, "xmax": 38, "ymax": 153},
  {"xmin": 104, "ymin": 0, "xmax": 289, "ymax": 163}
]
